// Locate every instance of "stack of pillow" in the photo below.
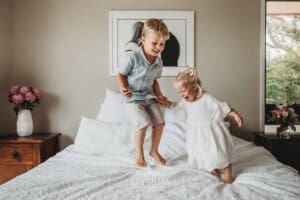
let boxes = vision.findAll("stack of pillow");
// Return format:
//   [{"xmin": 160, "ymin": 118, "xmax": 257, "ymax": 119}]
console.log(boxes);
[{"xmin": 74, "ymin": 88, "xmax": 187, "ymax": 158}]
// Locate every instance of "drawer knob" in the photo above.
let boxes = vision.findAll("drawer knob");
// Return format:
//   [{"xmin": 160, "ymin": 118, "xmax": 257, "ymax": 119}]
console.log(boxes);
[{"xmin": 12, "ymin": 151, "xmax": 20, "ymax": 159}]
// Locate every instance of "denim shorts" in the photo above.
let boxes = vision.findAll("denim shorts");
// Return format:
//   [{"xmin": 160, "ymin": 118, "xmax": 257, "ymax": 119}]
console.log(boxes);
[{"xmin": 124, "ymin": 99, "xmax": 164, "ymax": 129}]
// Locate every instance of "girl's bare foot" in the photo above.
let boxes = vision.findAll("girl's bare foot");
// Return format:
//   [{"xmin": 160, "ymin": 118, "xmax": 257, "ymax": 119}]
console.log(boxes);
[
  {"xmin": 149, "ymin": 151, "xmax": 166, "ymax": 165},
  {"xmin": 223, "ymin": 163, "xmax": 233, "ymax": 184},
  {"xmin": 211, "ymin": 169, "xmax": 221, "ymax": 179},
  {"xmin": 223, "ymin": 177, "xmax": 234, "ymax": 184},
  {"xmin": 136, "ymin": 151, "xmax": 146, "ymax": 167}
]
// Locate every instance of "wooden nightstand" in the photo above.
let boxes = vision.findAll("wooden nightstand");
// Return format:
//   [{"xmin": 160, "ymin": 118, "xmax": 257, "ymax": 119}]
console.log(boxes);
[
  {"xmin": 252, "ymin": 132, "xmax": 300, "ymax": 173},
  {"xmin": 0, "ymin": 132, "xmax": 61, "ymax": 184}
]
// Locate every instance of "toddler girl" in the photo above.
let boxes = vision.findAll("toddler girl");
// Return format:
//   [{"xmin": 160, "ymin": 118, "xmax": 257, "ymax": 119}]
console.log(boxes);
[{"xmin": 174, "ymin": 68, "xmax": 243, "ymax": 183}]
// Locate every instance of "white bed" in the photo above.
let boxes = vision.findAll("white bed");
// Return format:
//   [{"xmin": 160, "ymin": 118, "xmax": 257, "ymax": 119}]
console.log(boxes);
[
  {"xmin": 0, "ymin": 135, "xmax": 299, "ymax": 200},
  {"xmin": 1, "ymin": 89, "xmax": 299, "ymax": 200}
]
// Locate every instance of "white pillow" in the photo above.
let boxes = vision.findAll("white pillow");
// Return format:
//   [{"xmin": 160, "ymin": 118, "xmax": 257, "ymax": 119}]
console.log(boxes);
[
  {"xmin": 74, "ymin": 116, "xmax": 136, "ymax": 156},
  {"xmin": 96, "ymin": 88, "xmax": 186, "ymax": 124},
  {"xmin": 96, "ymin": 88, "xmax": 130, "ymax": 123},
  {"xmin": 95, "ymin": 88, "xmax": 188, "ymax": 158},
  {"xmin": 159, "ymin": 101, "xmax": 188, "ymax": 158},
  {"xmin": 162, "ymin": 100, "xmax": 186, "ymax": 123}
]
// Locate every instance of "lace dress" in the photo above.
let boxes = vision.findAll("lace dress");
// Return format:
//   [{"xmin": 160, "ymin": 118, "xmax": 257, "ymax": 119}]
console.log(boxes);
[{"xmin": 181, "ymin": 92, "xmax": 234, "ymax": 171}]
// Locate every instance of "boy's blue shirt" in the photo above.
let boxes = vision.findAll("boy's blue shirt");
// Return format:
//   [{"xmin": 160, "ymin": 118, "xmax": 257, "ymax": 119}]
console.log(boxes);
[{"xmin": 118, "ymin": 47, "xmax": 163, "ymax": 102}]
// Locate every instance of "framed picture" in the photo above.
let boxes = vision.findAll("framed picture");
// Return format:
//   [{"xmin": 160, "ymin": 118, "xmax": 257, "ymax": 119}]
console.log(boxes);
[{"xmin": 109, "ymin": 11, "xmax": 195, "ymax": 76}]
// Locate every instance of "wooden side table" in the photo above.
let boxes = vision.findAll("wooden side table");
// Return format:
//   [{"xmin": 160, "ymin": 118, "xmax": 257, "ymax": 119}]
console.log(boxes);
[
  {"xmin": 0, "ymin": 132, "xmax": 61, "ymax": 184},
  {"xmin": 252, "ymin": 132, "xmax": 300, "ymax": 173}
]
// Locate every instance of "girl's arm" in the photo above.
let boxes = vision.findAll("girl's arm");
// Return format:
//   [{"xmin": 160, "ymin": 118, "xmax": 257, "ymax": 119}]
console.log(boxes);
[
  {"xmin": 228, "ymin": 108, "xmax": 243, "ymax": 127},
  {"xmin": 153, "ymin": 79, "xmax": 171, "ymax": 107},
  {"xmin": 117, "ymin": 73, "xmax": 132, "ymax": 97}
]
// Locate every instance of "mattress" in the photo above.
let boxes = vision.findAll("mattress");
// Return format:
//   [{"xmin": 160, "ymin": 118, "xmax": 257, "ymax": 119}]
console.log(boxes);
[{"xmin": 0, "ymin": 136, "xmax": 299, "ymax": 200}]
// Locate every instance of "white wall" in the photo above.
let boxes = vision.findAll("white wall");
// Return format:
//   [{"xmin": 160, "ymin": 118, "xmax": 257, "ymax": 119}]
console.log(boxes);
[
  {"xmin": 0, "ymin": 0, "xmax": 10, "ymax": 132},
  {"xmin": 5, "ymin": 0, "xmax": 261, "ymax": 148}
]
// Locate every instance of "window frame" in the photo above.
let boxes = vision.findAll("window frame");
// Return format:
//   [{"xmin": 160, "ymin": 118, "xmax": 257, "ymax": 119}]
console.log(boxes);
[{"xmin": 261, "ymin": 0, "xmax": 300, "ymax": 129}]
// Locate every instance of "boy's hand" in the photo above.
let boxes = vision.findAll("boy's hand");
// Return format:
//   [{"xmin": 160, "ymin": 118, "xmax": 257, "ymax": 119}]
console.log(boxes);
[
  {"xmin": 229, "ymin": 110, "xmax": 243, "ymax": 127},
  {"xmin": 157, "ymin": 95, "xmax": 172, "ymax": 107},
  {"xmin": 120, "ymin": 87, "xmax": 132, "ymax": 97}
]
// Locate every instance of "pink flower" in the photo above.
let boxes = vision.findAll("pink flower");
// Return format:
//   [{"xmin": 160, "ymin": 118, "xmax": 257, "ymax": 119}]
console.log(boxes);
[
  {"xmin": 282, "ymin": 111, "xmax": 289, "ymax": 117},
  {"xmin": 276, "ymin": 114, "xmax": 281, "ymax": 118},
  {"xmin": 19, "ymin": 86, "xmax": 30, "ymax": 94},
  {"xmin": 25, "ymin": 92, "xmax": 36, "ymax": 103},
  {"xmin": 8, "ymin": 85, "xmax": 42, "ymax": 112},
  {"xmin": 9, "ymin": 86, "xmax": 20, "ymax": 95},
  {"xmin": 12, "ymin": 94, "xmax": 24, "ymax": 104},
  {"xmin": 33, "ymin": 88, "xmax": 42, "ymax": 99}
]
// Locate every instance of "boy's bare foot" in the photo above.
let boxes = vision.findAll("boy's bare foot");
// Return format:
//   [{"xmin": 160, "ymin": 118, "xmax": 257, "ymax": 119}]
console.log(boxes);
[
  {"xmin": 136, "ymin": 151, "xmax": 146, "ymax": 168},
  {"xmin": 149, "ymin": 151, "xmax": 166, "ymax": 166},
  {"xmin": 211, "ymin": 169, "xmax": 221, "ymax": 179}
]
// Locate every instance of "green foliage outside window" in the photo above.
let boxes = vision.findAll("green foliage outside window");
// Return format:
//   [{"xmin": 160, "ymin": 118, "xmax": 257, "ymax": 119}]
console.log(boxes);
[{"xmin": 266, "ymin": 15, "xmax": 300, "ymax": 104}]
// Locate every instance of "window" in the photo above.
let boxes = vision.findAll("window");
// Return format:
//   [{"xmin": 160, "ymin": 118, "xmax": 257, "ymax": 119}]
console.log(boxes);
[{"xmin": 265, "ymin": 1, "xmax": 300, "ymax": 124}]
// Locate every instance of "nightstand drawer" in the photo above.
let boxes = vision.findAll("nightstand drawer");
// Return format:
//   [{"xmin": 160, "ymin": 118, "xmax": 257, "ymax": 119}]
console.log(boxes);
[
  {"xmin": 0, "ymin": 165, "xmax": 32, "ymax": 184},
  {"xmin": 0, "ymin": 133, "xmax": 61, "ymax": 184},
  {"xmin": 0, "ymin": 144, "xmax": 34, "ymax": 164}
]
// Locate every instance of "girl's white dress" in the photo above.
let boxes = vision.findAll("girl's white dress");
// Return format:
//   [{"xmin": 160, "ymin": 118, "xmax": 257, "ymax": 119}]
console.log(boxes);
[{"xmin": 181, "ymin": 92, "xmax": 234, "ymax": 171}]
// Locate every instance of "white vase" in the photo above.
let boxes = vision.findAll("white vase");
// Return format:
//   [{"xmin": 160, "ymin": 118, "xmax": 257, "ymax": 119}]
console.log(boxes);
[{"xmin": 17, "ymin": 109, "xmax": 33, "ymax": 136}]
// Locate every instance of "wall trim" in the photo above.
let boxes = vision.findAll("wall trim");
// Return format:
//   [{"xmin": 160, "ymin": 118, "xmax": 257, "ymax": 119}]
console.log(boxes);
[{"xmin": 260, "ymin": 0, "xmax": 265, "ymax": 131}]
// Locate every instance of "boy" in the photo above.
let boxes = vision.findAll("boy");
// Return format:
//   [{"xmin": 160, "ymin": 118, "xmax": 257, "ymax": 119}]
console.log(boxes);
[{"xmin": 117, "ymin": 19, "xmax": 171, "ymax": 167}]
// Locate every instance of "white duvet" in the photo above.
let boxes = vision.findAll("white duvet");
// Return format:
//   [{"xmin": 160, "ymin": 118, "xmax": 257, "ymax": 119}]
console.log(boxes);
[{"xmin": 0, "ymin": 135, "xmax": 299, "ymax": 200}]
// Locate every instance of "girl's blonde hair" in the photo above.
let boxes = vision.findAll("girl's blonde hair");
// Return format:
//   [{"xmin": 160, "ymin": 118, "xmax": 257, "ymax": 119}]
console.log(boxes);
[
  {"xmin": 142, "ymin": 18, "xmax": 170, "ymax": 40},
  {"xmin": 174, "ymin": 67, "xmax": 203, "ymax": 98}
]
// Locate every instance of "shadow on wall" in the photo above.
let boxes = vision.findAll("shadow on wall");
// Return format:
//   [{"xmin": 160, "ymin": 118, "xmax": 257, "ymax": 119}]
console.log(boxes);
[
  {"xmin": 1, "ymin": 87, "xmax": 15, "ymax": 133},
  {"xmin": 0, "ymin": 97, "xmax": 11, "ymax": 133},
  {"xmin": 33, "ymin": 91, "xmax": 72, "ymax": 149},
  {"xmin": 226, "ymin": 117, "xmax": 254, "ymax": 142},
  {"xmin": 33, "ymin": 91, "xmax": 57, "ymax": 132}
]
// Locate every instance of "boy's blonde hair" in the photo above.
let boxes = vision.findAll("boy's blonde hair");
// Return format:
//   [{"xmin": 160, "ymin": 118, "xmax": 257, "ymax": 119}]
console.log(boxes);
[
  {"xmin": 142, "ymin": 18, "xmax": 170, "ymax": 40},
  {"xmin": 174, "ymin": 67, "xmax": 203, "ymax": 97}
]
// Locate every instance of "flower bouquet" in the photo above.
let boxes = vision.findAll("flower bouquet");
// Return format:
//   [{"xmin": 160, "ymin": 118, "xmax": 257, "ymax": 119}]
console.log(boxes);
[
  {"xmin": 268, "ymin": 104, "xmax": 298, "ymax": 134},
  {"xmin": 8, "ymin": 86, "xmax": 42, "ymax": 114}
]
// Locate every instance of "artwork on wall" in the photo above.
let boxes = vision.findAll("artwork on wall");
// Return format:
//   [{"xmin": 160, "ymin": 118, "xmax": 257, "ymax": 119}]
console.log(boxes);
[{"xmin": 109, "ymin": 11, "xmax": 195, "ymax": 76}]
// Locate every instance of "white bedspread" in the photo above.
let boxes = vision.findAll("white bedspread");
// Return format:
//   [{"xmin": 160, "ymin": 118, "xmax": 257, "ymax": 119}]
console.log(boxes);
[{"xmin": 0, "ymin": 136, "xmax": 299, "ymax": 200}]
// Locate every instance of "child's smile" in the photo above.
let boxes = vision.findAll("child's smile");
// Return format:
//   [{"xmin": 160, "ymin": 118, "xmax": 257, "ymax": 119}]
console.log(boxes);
[
  {"xmin": 178, "ymin": 88, "xmax": 197, "ymax": 102},
  {"xmin": 142, "ymin": 31, "xmax": 166, "ymax": 62}
]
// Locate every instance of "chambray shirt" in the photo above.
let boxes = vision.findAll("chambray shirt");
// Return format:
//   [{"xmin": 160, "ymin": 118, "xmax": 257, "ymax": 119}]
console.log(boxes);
[{"xmin": 118, "ymin": 47, "xmax": 163, "ymax": 102}]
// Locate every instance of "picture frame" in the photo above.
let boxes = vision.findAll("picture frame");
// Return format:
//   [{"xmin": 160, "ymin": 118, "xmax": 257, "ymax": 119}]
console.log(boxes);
[{"xmin": 109, "ymin": 11, "xmax": 195, "ymax": 76}]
